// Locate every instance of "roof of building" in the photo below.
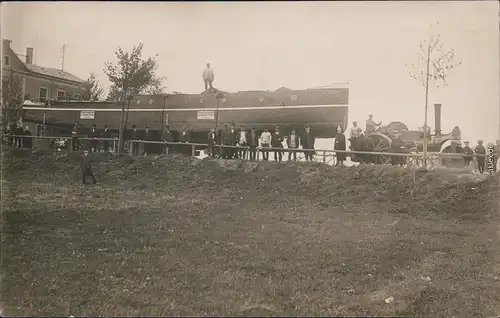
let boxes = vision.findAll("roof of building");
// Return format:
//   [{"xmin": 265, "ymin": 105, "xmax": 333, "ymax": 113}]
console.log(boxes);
[{"xmin": 24, "ymin": 64, "xmax": 85, "ymax": 84}]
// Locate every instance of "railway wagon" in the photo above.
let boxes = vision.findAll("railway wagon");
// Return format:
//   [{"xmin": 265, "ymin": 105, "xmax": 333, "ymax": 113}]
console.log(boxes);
[{"xmin": 22, "ymin": 87, "xmax": 349, "ymax": 145}]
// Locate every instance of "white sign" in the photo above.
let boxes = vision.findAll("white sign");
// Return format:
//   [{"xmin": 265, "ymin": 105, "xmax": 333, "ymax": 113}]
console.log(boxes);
[
  {"xmin": 80, "ymin": 110, "xmax": 95, "ymax": 119},
  {"xmin": 197, "ymin": 110, "xmax": 215, "ymax": 120}
]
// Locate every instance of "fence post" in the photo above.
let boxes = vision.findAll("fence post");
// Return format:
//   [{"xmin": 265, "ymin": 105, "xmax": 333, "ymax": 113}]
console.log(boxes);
[
  {"xmin": 323, "ymin": 151, "xmax": 326, "ymax": 163},
  {"xmin": 191, "ymin": 144, "xmax": 195, "ymax": 157}
]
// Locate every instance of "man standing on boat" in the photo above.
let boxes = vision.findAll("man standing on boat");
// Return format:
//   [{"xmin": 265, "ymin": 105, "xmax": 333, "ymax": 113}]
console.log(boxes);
[{"xmin": 203, "ymin": 63, "xmax": 215, "ymax": 92}]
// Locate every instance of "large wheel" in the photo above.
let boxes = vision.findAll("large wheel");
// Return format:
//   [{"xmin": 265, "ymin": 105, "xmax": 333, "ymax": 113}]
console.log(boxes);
[
  {"xmin": 367, "ymin": 133, "xmax": 392, "ymax": 164},
  {"xmin": 386, "ymin": 121, "xmax": 409, "ymax": 135},
  {"xmin": 440, "ymin": 145, "xmax": 464, "ymax": 167}
]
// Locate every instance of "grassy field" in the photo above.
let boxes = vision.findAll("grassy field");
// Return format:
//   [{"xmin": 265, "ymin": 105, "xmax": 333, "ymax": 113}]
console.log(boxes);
[{"xmin": 2, "ymin": 150, "xmax": 500, "ymax": 316}]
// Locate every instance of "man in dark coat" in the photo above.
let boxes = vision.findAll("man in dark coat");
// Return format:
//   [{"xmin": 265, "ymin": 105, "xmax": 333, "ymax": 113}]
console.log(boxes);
[
  {"xmin": 22, "ymin": 125, "xmax": 33, "ymax": 149},
  {"xmin": 248, "ymin": 127, "xmax": 259, "ymax": 161},
  {"xmin": 101, "ymin": 125, "xmax": 112, "ymax": 152},
  {"xmin": 72, "ymin": 121, "xmax": 81, "ymax": 151},
  {"xmin": 475, "ymin": 140, "xmax": 486, "ymax": 173},
  {"xmin": 220, "ymin": 125, "xmax": 230, "ymax": 159},
  {"xmin": 228, "ymin": 123, "xmax": 238, "ymax": 159},
  {"xmin": 271, "ymin": 126, "xmax": 284, "ymax": 162},
  {"xmin": 179, "ymin": 127, "xmax": 191, "ymax": 143},
  {"xmin": 14, "ymin": 123, "xmax": 24, "ymax": 148},
  {"xmin": 462, "ymin": 141, "xmax": 474, "ymax": 167},
  {"xmin": 334, "ymin": 126, "xmax": 347, "ymax": 166},
  {"xmin": 179, "ymin": 127, "xmax": 191, "ymax": 155},
  {"xmin": 162, "ymin": 125, "xmax": 174, "ymax": 154},
  {"xmin": 81, "ymin": 149, "xmax": 97, "ymax": 185},
  {"xmin": 6, "ymin": 125, "xmax": 14, "ymax": 148},
  {"xmin": 302, "ymin": 124, "xmax": 315, "ymax": 161},
  {"xmin": 131, "ymin": 124, "xmax": 140, "ymax": 156},
  {"xmin": 89, "ymin": 124, "xmax": 100, "ymax": 152},
  {"xmin": 390, "ymin": 134, "xmax": 405, "ymax": 166},
  {"xmin": 208, "ymin": 128, "xmax": 218, "ymax": 158}
]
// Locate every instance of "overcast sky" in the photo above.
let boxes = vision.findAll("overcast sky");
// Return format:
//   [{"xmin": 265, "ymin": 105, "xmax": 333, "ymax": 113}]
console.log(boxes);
[{"xmin": 3, "ymin": 1, "xmax": 499, "ymax": 144}]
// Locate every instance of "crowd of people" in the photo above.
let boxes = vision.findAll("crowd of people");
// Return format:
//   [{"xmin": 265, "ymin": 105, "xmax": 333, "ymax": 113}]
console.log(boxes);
[
  {"xmin": 4, "ymin": 111, "xmax": 499, "ymax": 173},
  {"xmin": 67, "ymin": 121, "xmax": 322, "ymax": 162}
]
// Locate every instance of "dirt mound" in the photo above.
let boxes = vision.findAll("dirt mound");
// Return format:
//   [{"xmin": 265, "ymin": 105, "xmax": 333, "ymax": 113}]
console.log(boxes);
[{"xmin": 4, "ymin": 152, "xmax": 497, "ymax": 217}]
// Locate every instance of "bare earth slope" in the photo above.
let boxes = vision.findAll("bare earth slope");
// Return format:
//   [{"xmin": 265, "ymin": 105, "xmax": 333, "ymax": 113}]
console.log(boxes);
[{"xmin": 2, "ymin": 150, "xmax": 499, "ymax": 317}]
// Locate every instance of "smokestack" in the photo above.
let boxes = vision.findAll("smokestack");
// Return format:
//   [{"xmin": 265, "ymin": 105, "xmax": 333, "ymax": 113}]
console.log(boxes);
[
  {"xmin": 3, "ymin": 39, "xmax": 11, "ymax": 51},
  {"xmin": 26, "ymin": 47, "xmax": 34, "ymax": 65},
  {"xmin": 434, "ymin": 103, "xmax": 442, "ymax": 137}
]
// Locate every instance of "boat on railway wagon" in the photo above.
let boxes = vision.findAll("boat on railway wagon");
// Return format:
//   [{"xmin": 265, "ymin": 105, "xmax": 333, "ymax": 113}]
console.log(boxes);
[{"xmin": 22, "ymin": 87, "xmax": 349, "ymax": 154}]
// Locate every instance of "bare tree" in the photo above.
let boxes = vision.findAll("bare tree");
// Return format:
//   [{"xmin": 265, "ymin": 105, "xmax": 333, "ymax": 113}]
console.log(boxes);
[
  {"xmin": 408, "ymin": 24, "xmax": 462, "ymax": 166},
  {"xmin": 2, "ymin": 72, "xmax": 24, "ymax": 129},
  {"xmin": 103, "ymin": 43, "xmax": 164, "ymax": 153},
  {"xmin": 82, "ymin": 72, "xmax": 105, "ymax": 101}
]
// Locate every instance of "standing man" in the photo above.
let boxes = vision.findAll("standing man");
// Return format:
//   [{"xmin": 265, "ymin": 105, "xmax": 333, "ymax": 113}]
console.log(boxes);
[
  {"xmin": 228, "ymin": 123, "xmax": 238, "ymax": 159},
  {"xmin": 131, "ymin": 124, "xmax": 140, "ymax": 156},
  {"xmin": 14, "ymin": 123, "xmax": 23, "ymax": 148},
  {"xmin": 72, "ymin": 121, "xmax": 81, "ymax": 151},
  {"xmin": 179, "ymin": 126, "xmax": 191, "ymax": 155},
  {"xmin": 162, "ymin": 125, "xmax": 174, "ymax": 154},
  {"xmin": 220, "ymin": 124, "xmax": 230, "ymax": 159},
  {"xmin": 142, "ymin": 125, "xmax": 152, "ymax": 156},
  {"xmin": 474, "ymin": 140, "xmax": 486, "ymax": 174},
  {"xmin": 271, "ymin": 126, "xmax": 284, "ymax": 162},
  {"xmin": 23, "ymin": 125, "xmax": 33, "ymax": 149},
  {"xmin": 302, "ymin": 124, "xmax": 315, "ymax": 162},
  {"xmin": 365, "ymin": 114, "xmax": 381, "ymax": 134},
  {"xmin": 101, "ymin": 125, "xmax": 112, "ymax": 153},
  {"xmin": 203, "ymin": 62, "xmax": 215, "ymax": 92},
  {"xmin": 494, "ymin": 140, "xmax": 500, "ymax": 173},
  {"xmin": 208, "ymin": 128, "xmax": 217, "ymax": 158},
  {"xmin": 237, "ymin": 125, "xmax": 249, "ymax": 160},
  {"xmin": 81, "ymin": 149, "xmax": 97, "ymax": 185},
  {"xmin": 462, "ymin": 141, "xmax": 474, "ymax": 168},
  {"xmin": 260, "ymin": 127, "xmax": 272, "ymax": 161},
  {"xmin": 248, "ymin": 127, "xmax": 259, "ymax": 161},
  {"xmin": 350, "ymin": 121, "xmax": 360, "ymax": 139},
  {"xmin": 287, "ymin": 128, "xmax": 300, "ymax": 161},
  {"xmin": 334, "ymin": 126, "xmax": 347, "ymax": 166},
  {"xmin": 89, "ymin": 124, "xmax": 100, "ymax": 152}
]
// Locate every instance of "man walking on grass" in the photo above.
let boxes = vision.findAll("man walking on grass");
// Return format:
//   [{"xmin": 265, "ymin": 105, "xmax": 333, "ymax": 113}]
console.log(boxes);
[
  {"xmin": 81, "ymin": 149, "xmax": 97, "ymax": 185},
  {"xmin": 475, "ymin": 140, "xmax": 486, "ymax": 174}
]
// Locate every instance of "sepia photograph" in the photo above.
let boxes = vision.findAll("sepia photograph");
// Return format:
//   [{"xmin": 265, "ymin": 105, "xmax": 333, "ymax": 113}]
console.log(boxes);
[{"xmin": 1, "ymin": 1, "xmax": 499, "ymax": 316}]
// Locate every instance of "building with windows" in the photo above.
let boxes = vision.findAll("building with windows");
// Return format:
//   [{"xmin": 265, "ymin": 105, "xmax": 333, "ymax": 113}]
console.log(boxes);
[{"xmin": 2, "ymin": 39, "xmax": 87, "ymax": 105}]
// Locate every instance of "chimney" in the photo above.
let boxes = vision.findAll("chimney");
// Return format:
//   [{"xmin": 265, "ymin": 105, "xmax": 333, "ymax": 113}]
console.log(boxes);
[
  {"xmin": 3, "ymin": 39, "xmax": 12, "ymax": 51},
  {"xmin": 26, "ymin": 47, "xmax": 34, "ymax": 64},
  {"xmin": 434, "ymin": 103, "xmax": 442, "ymax": 137}
]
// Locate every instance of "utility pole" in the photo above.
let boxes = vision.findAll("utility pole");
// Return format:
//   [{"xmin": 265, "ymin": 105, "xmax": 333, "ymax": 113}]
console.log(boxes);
[
  {"xmin": 423, "ymin": 43, "xmax": 431, "ymax": 168},
  {"xmin": 61, "ymin": 44, "xmax": 66, "ymax": 71}
]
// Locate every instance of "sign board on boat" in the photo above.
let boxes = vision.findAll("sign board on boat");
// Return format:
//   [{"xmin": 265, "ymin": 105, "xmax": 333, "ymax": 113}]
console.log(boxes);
[
  {"xmin": 80, "ymin": 110, "xmax": 95, "ymax": 120},
  {"xmin": 197, "ymin": 110, "xmax": 215, "ymax": 120}
]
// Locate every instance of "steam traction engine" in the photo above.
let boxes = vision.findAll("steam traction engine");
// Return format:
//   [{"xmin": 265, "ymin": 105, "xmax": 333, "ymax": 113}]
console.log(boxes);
[{"xmin": 350, "ymin": 103, "xmax": 462, "ymax": 166}]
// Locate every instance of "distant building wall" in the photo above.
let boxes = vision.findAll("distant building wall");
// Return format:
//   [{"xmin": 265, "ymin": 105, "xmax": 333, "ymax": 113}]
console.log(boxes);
[{"xmin": 2, "ymin": 39, "xmax": 87, "ymax": 103}]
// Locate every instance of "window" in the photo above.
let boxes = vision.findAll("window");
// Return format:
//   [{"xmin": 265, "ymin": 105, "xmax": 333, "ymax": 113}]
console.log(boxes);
[
  {"xmin": 4, "ymin": 55, "xmax": 10, "ymax": 66},
  {"xmin": 39, "ymin": 87, "xmax": 48, "ymax": 103},
  {"xmin": 57, "ymin": 89, "xmax": 66, "ymax": 100}
]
